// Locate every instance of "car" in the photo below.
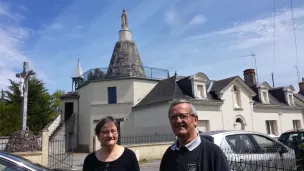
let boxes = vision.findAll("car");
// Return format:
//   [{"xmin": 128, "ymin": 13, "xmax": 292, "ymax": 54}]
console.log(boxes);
[
  {"xmin": 278, "ymin": 129, "xmax": 304, "ymax": 149},
  {"xmin": 0, "ymin": 151, "xmax": 67, "ymax": 171},
  {"xmin": 200, "ymin": 130, "xmax": 297, "ymax": 170},
  {"xmin": 278, "ymin": 129, "xmax": 304, "ymax": 170}
]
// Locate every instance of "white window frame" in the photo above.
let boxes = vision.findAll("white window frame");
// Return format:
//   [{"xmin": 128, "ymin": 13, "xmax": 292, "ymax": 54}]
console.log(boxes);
[
  {"xmin": 232, "ymin": 86, "xmax": 242, "ymax": 109},
  {"xmin": 266, "ymin": 120, "xmax": 278, "ymax": 135}
]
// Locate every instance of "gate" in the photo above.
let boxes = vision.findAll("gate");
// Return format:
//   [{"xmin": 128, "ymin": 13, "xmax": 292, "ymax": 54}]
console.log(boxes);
[{"xmin": 48, "ymin": 137, "xmax": 73, "ymax": 169}]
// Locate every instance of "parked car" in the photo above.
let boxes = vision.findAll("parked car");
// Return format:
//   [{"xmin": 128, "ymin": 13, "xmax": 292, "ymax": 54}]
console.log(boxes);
[
  {"xmin": 278, "ymin": 129, "xmax": 304, "ymax": 149},
  {"xmin": 278, "ymin": 129, "xmax": 304, "ymax": 170},
  {"xmin": 200, "ymin": 130, "xmax": 297, "ymax": 170},
  {"xmin": 0, "ymin": 151, "xmax": 67, "ymax": 171}
]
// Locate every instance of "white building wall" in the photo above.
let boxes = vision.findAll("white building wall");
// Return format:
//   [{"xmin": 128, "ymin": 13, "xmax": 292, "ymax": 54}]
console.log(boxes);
[
  {"xmin": 221, "ymin": 83, "xmax": 254, "ymax": 131},
  {"xmin": 253, "ymin": 108, "xmax": 303, "ymax": 135},
  {"xmin": 195, "ymin": 105, "xmax": 223, "ymax": 131}
]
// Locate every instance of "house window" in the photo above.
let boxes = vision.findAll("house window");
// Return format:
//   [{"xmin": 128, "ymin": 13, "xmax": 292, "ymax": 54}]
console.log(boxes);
[
  {"xmin": 108, "ymin": 87, "xmax": 117, "ymax": 104},
  {"xmin": 293, "ymin": 120, "xmax": 301, "ymax": 130},
  {"xmin": 266, "ymin": 120, "xmax": 278, "ymax": 135},
  {"xmin": 196, "ymin": 84, "xmax": 206, "ymax": 98},
  {"xmin": 232, "ymin": 86, "xmax": 242, "ymax": 108},
  {"xmin": 288, "ymin": 94, "xmax": 294, "ymax": 105},
  {"xmin": 262, "ymin": 91, "xmax": 269, "ymax": 103}
]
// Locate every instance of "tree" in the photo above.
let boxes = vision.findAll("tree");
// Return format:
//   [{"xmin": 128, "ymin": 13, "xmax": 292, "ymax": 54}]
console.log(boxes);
[
  {"xmin": 50, "ymin": 89, "xmax": 65, "ymax": 113},
  {"xmin": 3, "ymin": 77, "xmax": 54, "ymax": 135}
]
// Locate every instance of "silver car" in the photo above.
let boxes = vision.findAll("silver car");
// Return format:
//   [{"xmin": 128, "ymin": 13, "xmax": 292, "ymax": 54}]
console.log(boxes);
[
  {"xmin": 200, "ymin": 130, "xmax": 297, "ymax": 170},
  {"xmin": 0, "ymin": 151, "xmax": 62, "ymax": 171}
]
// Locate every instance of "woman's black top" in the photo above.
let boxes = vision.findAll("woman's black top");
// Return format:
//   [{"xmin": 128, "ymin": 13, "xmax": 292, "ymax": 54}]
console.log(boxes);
[{"xmin": 83, "ymin": 148, "xmax": 140, "ymax": 171}]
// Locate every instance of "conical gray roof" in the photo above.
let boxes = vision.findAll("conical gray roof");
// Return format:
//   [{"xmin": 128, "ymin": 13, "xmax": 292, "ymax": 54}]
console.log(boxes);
[{"xmin": 106, "ymin": 40, "xmax": 146, "ymax": 79}]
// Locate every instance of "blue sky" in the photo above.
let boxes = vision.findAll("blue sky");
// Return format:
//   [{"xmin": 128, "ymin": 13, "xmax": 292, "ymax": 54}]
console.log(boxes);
[{"xmin": 1, "ymin": 0, "xmax": 304, "ymax": 94}]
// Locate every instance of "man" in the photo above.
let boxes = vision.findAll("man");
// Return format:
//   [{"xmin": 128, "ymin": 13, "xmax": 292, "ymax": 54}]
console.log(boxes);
[{"xmin": 160, "ymin": 99, "xmax": 230, "ymax": 171}]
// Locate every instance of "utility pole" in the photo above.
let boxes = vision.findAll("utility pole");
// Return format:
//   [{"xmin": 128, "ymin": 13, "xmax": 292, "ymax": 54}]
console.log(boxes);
[{"xmin": 239, "ymin": 52, "xmax": 258, "ymax": 83}]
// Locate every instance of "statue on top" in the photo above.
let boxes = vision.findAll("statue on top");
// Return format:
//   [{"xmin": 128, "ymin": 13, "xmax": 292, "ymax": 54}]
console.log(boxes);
[{"xmin": 121, "ymin": 9, "xmax": 128, "ymax": 30}]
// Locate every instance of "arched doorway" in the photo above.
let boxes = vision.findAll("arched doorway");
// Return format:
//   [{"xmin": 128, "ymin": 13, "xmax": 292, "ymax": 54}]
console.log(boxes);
[{"xmin": 233, "ymin": 115, "xmax": 246, "ymax": 130}]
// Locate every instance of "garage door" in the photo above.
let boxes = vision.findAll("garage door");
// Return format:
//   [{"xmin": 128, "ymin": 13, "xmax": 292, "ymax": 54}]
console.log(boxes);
[{"xmin": 197, "ymin": 120, "xmax": 209, "ymax": 132}]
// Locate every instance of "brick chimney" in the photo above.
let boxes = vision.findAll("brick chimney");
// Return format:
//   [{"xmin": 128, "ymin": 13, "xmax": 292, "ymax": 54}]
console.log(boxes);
[
  {"xmin": 299, "ymin": 78, "xmax": 304, "ymax": 94},
  {"xmin": 243, "ymin": 69, "xmax": 256, "ymax": 86}
]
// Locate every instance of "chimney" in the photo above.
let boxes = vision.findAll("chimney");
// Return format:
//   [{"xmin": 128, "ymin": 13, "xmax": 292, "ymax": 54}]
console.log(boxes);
[
  {"xmin": 243, "ymin": 69, "xmax": 256, "ymax": 86},
  {"xmin": 299, "ymin": 78, "xmax": 304, "ymax": 93}
]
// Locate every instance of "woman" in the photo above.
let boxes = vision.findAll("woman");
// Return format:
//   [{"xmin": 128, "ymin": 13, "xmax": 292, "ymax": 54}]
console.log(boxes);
[{"xmin": 83, "ymin": 116, "xmax": 140, "ymax": 171}]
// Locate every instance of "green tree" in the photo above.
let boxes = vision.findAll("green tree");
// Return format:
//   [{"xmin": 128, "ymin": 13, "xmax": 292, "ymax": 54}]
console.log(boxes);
[
  {"xmin": 51, "ymin": 89, "xmax": 65, "ymax": 113},
  {"xmin": 4, "ymin": 77, "xmax": 54, "ymax": 135}
]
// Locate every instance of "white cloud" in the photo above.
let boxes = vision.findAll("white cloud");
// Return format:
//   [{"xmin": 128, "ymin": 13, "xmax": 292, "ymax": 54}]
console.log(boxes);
[
  {"xmin": 188, "ymin": 14, "xmax": 206, "ymax": 25},
  {"xmin": 0, "ymin": 2, "xmax": 25, "ymax": 21},
  {"xmin": 49, "ymin": 22, "xmax": 63, "ymax": 30},
  {"xmin": 165, "ymin": 11, "xmax": 176, "ymax": 23},
  {"xmin": 19, "ymin": 5, "xmax": 30, "ymax": 12},
  {"xmin": 180, "ymin": 14, "xmax": 207, "ymax": 34}
]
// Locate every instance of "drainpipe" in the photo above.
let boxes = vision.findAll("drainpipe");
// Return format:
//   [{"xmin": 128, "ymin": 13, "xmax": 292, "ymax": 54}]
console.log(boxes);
[
  {"xmin": 249, "ymin": 100, "xmax": 255, "ymax": 131},
  {"xmin": 279, "ymin": 112, "xmax": 283, "ymax": 134},
  {"xmin": 220, "ymin": 100, "xmax": 225, "ymax": 130}
]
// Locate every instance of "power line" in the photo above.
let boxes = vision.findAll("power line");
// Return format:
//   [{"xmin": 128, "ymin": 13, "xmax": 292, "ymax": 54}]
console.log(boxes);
[
  {"xmin": 272, "ymin": 0, "xmax": 276, "ymax": 87},
  {"xmin": 290, "ymin": 0, "xmax": 300, "ymax": 83}
]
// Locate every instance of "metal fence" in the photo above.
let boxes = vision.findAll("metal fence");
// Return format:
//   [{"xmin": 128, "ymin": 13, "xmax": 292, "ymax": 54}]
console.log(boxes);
[
  {"xmin": 119, "ymin": 133, "xmax": 176, "ymax": 145},
  {"xmin": 48, "ymin": 138, "xmax": 73, "ymax": 170},
  {"xmin": 76, "ymin": 65, "xmax": 170, "ymax": 88}
]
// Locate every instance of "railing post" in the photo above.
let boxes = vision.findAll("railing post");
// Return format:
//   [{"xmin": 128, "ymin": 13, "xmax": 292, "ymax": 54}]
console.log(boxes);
[{"xmin": 41, "ymin": 129, "xmax": 49, "ymax": 167}]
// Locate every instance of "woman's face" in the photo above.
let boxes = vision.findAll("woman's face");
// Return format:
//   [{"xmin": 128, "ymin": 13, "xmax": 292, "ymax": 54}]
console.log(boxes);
[{"xmin": 98, "ymin": 122, "xmax": 118, "ymax": 147}]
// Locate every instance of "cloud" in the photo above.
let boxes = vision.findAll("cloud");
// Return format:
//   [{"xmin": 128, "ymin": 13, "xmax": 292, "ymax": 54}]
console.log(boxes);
[
  {"xmin": 165, "ymin": 11, "xmax": 176, "ymax": 23},
  {"xmin": 49, "ymin": 22, "xmax": 63, "ymax": 30},
  {"xmin": 0, "ymin": 2, "xmax": 26, "ymax": 21},
  {"xmin": 19, "ymin": 5, "xmax": 30, "ymax": 12},
  {"xmin": 180, "ymin": 14, "xmax": 207, "ymax": 34},
  {"xmin": 0, "ymin": 2, "xmax": 47, "ymax": 91},
  {"xmin": 188, "ymin": 14, "xmax": 206, "ymax": 25}
]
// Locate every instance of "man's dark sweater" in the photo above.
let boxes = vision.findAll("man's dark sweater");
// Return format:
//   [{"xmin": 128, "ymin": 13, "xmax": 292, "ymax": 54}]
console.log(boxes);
[{"xmin": 160, "ymin": 136, "xmax": 230, "ymax": 171}]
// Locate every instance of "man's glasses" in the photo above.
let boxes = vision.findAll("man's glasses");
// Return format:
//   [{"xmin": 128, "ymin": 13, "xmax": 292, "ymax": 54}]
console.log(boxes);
[{"xmin": 169, "ymin": 113, "xmax": 194, "ymax": 121}]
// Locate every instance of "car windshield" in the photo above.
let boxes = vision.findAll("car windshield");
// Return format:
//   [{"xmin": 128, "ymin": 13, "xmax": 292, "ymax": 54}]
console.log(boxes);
[{"xmin": 0, "ymin": 152, "xmax": 53, "ymax": 171}]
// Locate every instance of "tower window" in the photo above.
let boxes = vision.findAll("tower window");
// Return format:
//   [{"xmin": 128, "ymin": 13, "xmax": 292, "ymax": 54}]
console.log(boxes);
[{"xmin": 108, "ymin": 87, "xmax": 117, "ymax": 104}]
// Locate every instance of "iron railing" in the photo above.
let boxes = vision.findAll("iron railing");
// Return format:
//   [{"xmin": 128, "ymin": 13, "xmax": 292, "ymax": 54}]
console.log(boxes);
[
  {"xmin": 76, "ymin": 65, "xmax": 170, "ymax": 88},
  {"xmin": 48, "ymin": 138, "xmax": 73, "ymax": 170},
  {"xmin": 119, "ymin": 133, "xmax": 176, "ymax": 145}
]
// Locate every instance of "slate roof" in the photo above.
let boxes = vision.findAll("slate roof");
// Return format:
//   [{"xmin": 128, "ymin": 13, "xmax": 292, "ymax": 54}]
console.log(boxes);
[
  {"xmin": 210, "ymin": 76, "xmax": 238, "ymax": 92},
  {"xmin": 250, "ymin": 86, "xmax": 286, "ymax": 106},
  {"xmin": 133, "ymin": 74, "xmax": 226, "ymax": 108},
  {"xmin": 294, "ymin": 93, "xmax": 304, "ymax": 102},
  {"xmin": 60, "ymin": 92, "xmax": 79, "ymax": 99}
]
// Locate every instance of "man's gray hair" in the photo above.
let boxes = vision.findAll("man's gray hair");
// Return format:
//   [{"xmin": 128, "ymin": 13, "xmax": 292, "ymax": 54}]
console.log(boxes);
[{"xmin": 168, "ymin": 99, "xmax": 197, "ymax": 116}]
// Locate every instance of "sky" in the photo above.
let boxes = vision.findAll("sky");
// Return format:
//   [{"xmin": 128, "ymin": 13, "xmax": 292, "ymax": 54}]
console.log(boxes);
[{"xmin": 0, "ymin": 0, "xmax": 304, "ymax": 94}]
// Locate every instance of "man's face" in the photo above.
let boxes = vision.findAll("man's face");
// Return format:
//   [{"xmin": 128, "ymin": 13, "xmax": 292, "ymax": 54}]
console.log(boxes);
[{"xmin": 168, "ymin": 103, "xmax": 198, "ymax": 137}]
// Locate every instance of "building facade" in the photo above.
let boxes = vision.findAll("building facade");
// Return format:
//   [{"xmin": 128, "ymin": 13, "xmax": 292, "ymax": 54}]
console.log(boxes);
[{"xmin": 59, "ymin": 10, "xmax": 304, "ymax": 152}]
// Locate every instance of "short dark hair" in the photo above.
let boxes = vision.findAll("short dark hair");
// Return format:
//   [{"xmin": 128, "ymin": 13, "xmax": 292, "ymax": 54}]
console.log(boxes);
[{"xmin": 95, "ymin": 116, "xmax": 119, "ymax": 136}]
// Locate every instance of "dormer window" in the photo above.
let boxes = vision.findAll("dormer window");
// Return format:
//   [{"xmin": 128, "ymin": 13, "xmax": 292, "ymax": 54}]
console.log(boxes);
[
  {"xmin": 261, "ymin": 90, "xmax": 269, "ymax": 103},
  {"xmin": 196, "ymin": 84, "xmax": 207, "ymax": 98},
  {"xmin": 288, "ymin": 94, "xmax": 295, "ymax": 106},
  {"xmin": 257, "ymin": 82, "xmax": 271, "ymax": 104},
  {"xmin": 232, "ymin": 86, "xmax": 242, "ymax": 109},
  {"xmin": 190, "ymin": 72, "xmax": 209, "ymax": 99},
  {"xmin": 283, "ymin": 86, "xmax": 295, "ymax": 106}
]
